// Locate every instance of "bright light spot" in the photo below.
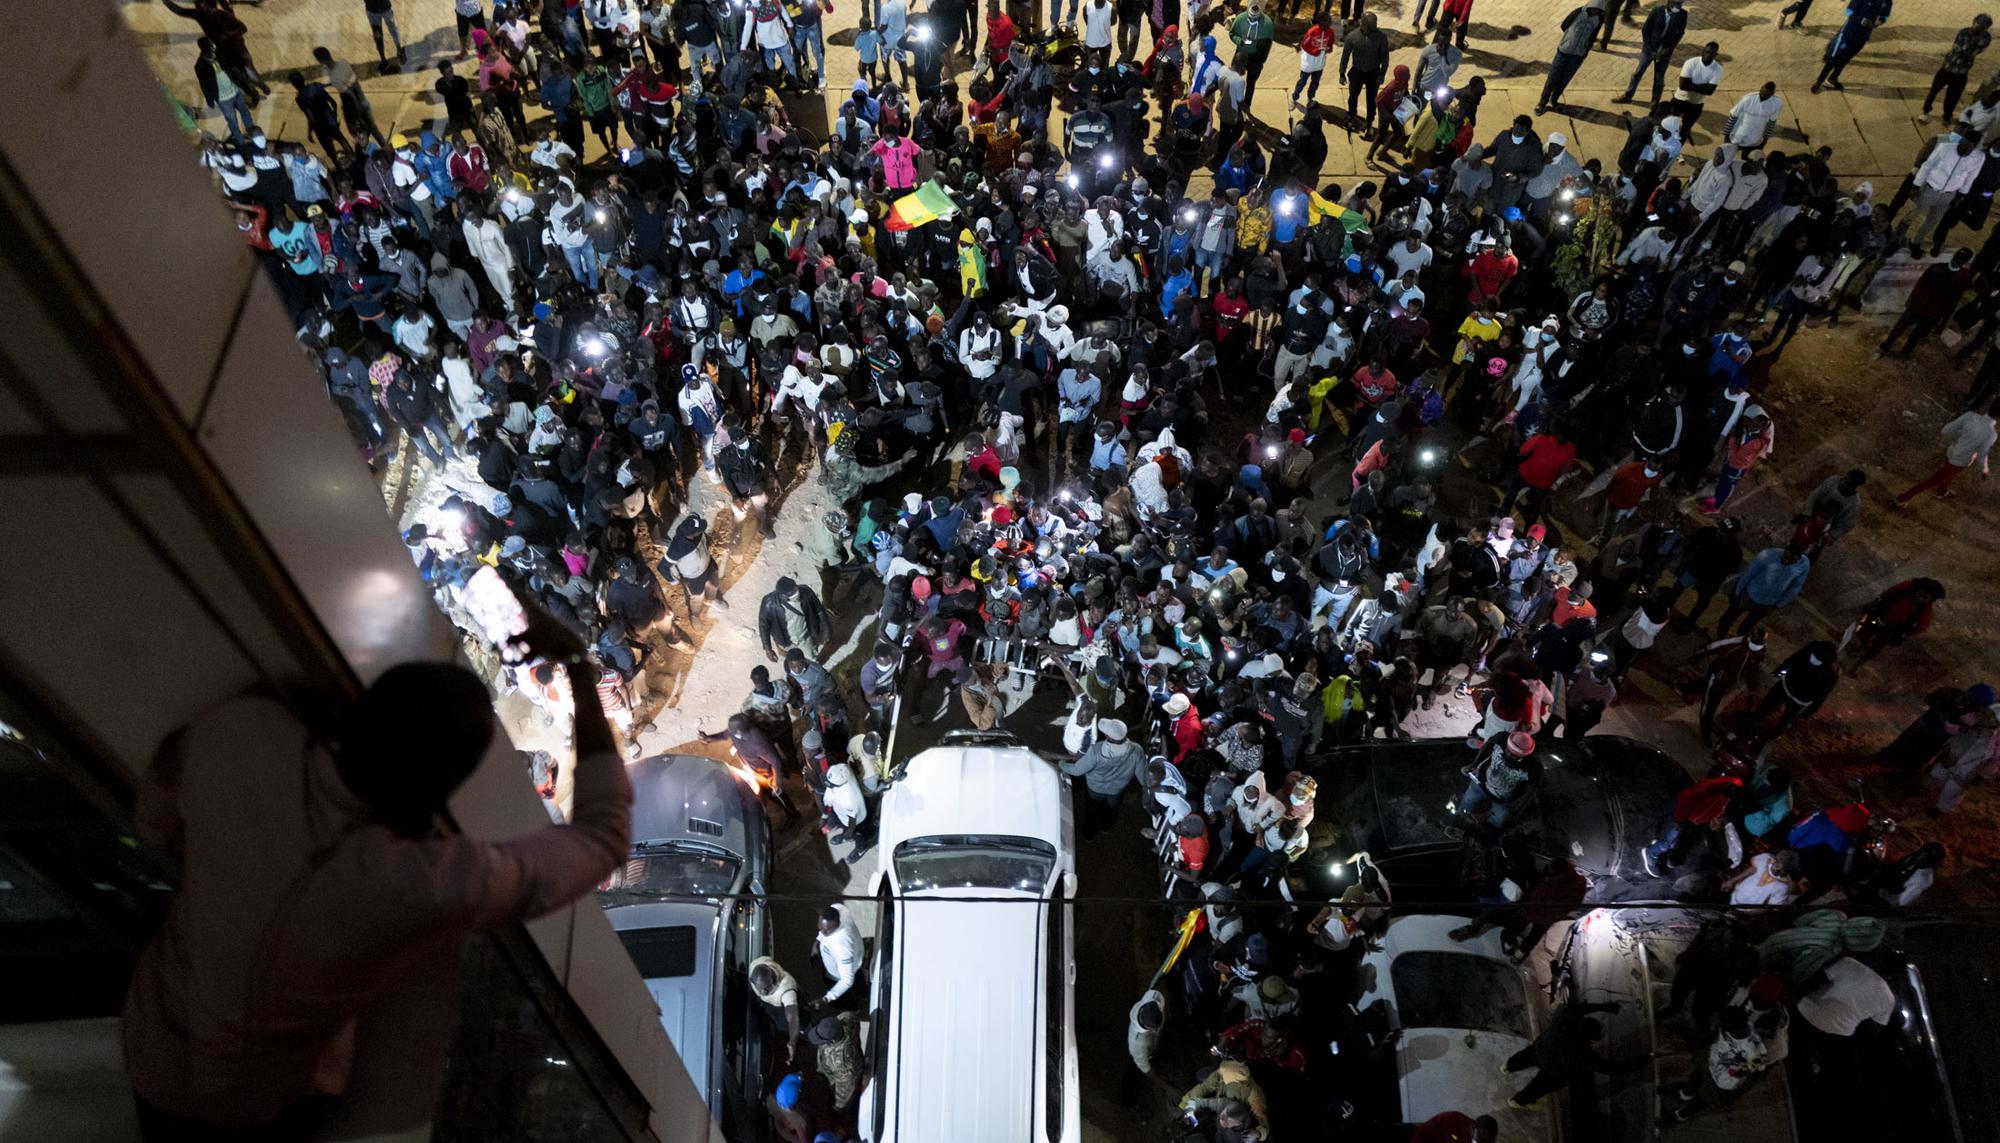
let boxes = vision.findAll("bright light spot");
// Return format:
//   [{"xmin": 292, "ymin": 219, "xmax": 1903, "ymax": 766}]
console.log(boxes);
[
  {"xmin": 1420, "ymin": 448, "xmax": 1438, "ymax": 464},
  {"xmin": 1066, "ymin": 173, "xmax": 1079, "ymax": 188},
  {"xmin": 1556, "ymin": 212, "xmax": 1572, "ymax": 224}
]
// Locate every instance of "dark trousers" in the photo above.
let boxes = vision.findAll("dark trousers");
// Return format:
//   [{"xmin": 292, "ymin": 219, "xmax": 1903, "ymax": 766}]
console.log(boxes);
[
  {"xmin": 1778, "ymin": 0, "xmax": 1814, "ymax": 25},
  {"xmin": 1624, "ymin": 46, "xmax": 1672, "ymax": 103},
  {"xmin": 1714, "ymin": 595, "xmax": 1773, "ymax": 637},
  {"xmin": 1927, "ymin": 69, "xmax": 1970, "ymax": 119},
  {"xmin": 1498, "ymin": 471, "xmax": 1551, "ymax": 524},
  {"xmin": 1696, "ymin": 671, "xmax": 1738, "ymax": 743},
  {"xmin": 1815, "ymin": 49, "xmax": 1859, "ymax": 88},
  {"xmin": 1880, "ymin": 310, "xmax": 1945, "ymax": 356},
  {"xmin": 1540, "ymin": 50, "xmax": 1587, "ymax": 107},
  {"xmin": 1346, "ymin": 71, "xmax": 1381, "ymax": 131}
]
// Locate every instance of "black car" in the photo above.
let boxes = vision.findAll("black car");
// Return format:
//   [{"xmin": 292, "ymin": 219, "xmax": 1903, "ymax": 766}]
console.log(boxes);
[
  {"xmin": 1312, "ymin": 734, "xmax": 1692, "ymax": 904},
  {"xmin": 1788, "ymin": 920, "xmax": 2000, "ymax": 1143}
]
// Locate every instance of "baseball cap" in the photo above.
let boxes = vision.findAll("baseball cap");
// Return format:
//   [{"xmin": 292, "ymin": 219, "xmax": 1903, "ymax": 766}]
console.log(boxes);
[
  {"xmin": 1526, "ymin": 524, "xmax": 1547, "ymax": 540},
  {"xmin": 1506, "ymin": 731, "xmax": 1536, "ymax": 756}
]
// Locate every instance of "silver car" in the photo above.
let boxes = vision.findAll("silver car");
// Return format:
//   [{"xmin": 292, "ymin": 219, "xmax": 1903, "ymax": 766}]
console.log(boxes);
[{"xmin": 600, "ymin": 754, "xmax": 772, "ymax": 1138}]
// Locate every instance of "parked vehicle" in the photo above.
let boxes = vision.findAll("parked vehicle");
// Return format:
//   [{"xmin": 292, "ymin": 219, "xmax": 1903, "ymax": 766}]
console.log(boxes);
[
  {"xmin": 1318, "ymin": 735, "xmax": 1691, "ymax": 903},
  {"xmin": 858, "ymin": 731, "xmax": 1079, "ymax": 1143},
  {"xmin": 599, "ymin": 753, "xmax": 772, "ymax": 1139}
]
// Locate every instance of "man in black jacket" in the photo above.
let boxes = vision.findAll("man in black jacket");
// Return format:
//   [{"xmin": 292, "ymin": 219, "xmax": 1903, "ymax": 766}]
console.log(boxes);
[
  {"xmin": 716, "ymin": 415, "xmax": 776, "ymax": 536},
  {"xmin": 1659, "ymin": 516, "xmax": 1742, "ymax": 625},
  {"xmin": 1618, "ymin": 0, "xmax": 1687, "ymax": 106},
  {"xmin": 1338, "ymin": 13, "xmax": 1390, "ymax": 137},
  {"xmin": 758, "ymin": 577, "xmax": 833, "ymax": 661}
]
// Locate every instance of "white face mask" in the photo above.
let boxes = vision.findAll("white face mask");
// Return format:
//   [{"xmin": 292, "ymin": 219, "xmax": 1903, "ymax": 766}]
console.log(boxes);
[
  {"xmin": 1511, "ymin": 132, "xmax": 1525, "ymax": 143},
  {"xmin": 1271, "ymin": 569, "xmax": 1286, "ymax": 582}
]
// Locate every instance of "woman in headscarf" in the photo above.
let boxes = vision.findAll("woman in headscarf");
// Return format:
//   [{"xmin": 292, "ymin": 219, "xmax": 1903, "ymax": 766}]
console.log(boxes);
[
  {"xmin": 1169, "ymin": 89, "xmax": 1210, "ymax": 174},
  {"xmin": 957, "ymin": 222, "xmax": 990, "ymax": 298},
  {"xmin": 1189, "ymin": 33, "xmax": 1223, "ymax": 96},
  {"xmin": 1144, "ymin": 24, "xmax": 1186, "ymax": 105},
  {"xmin": 1366, "ymin": 63, "xmax": 1412, "ymax": 165}
]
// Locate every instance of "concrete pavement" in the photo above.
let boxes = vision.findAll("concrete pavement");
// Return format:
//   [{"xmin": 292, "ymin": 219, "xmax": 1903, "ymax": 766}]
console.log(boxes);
[{"xmin": 126, "ymin": 0, "xmax": 1992, "ymax": 187}]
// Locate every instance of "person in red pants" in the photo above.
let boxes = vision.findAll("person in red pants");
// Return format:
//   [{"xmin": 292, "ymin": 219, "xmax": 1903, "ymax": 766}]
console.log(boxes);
[{"xmin": 1894, "ymin": 402, "xmax": 1996, "ymax": 507}]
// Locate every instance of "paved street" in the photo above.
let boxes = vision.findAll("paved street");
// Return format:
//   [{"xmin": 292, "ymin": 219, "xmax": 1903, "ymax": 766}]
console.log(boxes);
[{"xmin": 130, "ymin": 0, "xmax": 1990, "ymax": 186}]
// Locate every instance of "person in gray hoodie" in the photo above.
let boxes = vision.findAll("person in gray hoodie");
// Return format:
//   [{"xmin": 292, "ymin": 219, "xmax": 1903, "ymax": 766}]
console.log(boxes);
[
  {"xmin": 426, "ymin": 252, "xmax": 481, "ymax": 341},
  {"xmin": 1061, "ymin": 717, "xmax": 1146, "ymax": 836}
]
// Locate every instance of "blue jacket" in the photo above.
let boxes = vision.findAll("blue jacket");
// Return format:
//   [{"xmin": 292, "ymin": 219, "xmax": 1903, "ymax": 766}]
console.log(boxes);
[{"xmin": 1734, "ymin": 547, "xmax": 1811, "ymax": 607}]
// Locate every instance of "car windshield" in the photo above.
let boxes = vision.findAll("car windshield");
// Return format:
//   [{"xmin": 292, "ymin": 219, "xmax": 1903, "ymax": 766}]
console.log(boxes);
[
  {"xmin": 893, "ymin": 835, "xmax": 1057, "ymax": 892},
  {"xmin": 617, "ymin": 925, "xmax": 699, "ymax": 980},
  {"xmin": 601, "ymin": 846, "xmax": 741, "ymax": 900},
  {"xmin": 1391, "ymin": 951, "xmax": 1533, "ymax": 1038}
]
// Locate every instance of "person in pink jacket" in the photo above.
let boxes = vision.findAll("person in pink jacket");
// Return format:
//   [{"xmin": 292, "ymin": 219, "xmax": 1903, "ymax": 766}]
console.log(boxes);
[
  {"xmin": 871, "ymin": 128, "xmax": 922, "ymax": 192},
  {"xmin": 123, "ymin": 611, "xmax": 632, "ymax": 1137}
]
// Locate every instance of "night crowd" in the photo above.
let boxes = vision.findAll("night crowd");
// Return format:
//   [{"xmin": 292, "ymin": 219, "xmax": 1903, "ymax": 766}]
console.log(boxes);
[{"xmin": 170, "ymin": 0, "xmax": 2000, "ymax": 1136}]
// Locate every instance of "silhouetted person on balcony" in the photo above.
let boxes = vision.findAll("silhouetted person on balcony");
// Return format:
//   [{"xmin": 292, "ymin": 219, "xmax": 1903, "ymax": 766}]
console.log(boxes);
[{"xmin": 123, "ymin": 611, "xmax": 631, "ymax": 1139}]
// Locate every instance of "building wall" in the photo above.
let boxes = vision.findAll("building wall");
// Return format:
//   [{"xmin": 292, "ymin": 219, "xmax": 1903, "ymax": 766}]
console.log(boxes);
[{"xmin": 0, "ymin": 5, "xmax": 705, "ymax": 1139}]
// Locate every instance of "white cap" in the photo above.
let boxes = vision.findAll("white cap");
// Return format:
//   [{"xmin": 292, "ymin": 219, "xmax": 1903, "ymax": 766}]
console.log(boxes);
[{"xmin": 1548, "ymin": 131, "xmax": 1567, "ymax": 147}]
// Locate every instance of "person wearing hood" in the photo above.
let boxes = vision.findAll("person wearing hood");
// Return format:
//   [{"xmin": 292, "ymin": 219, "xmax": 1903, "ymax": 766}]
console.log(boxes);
[
  {"xmin": 321, "ymin": 347, "xmax": 386, "ymax": 459},
  {"xmin": 1062, "ymin": 718, "xmax": 1146, "ymax": 835},
  {"xmin": 1753, "ymin": 639, "xmax": 1839, "ymax": 736},
  {"xmin": 1537, "ymin": 4, "xmax": 1605, "ymax": 114},
  {"xmin": 1639, "ymin": 114, "xmax": 1684, "ymax": 169},
  {"xmin": 425, "ymin": 252, "xmax": 481, "ymax": 340}
]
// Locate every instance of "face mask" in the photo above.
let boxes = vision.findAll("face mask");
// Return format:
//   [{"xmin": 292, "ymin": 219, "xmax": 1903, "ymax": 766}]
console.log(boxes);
[
  {"xmin": 1512, "ymin": 132, "xmax": 1524, "ymax": 143},
  {"xmin": 1271, "ymin": 569, "xmax": 1286, "ymax": 582}
]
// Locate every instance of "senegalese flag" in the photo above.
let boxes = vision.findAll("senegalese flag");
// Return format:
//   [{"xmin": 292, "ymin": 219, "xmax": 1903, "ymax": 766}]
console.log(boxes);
[
  {"xmin": 1148, "ymin": 907, "xmax": 1204, "ymax": 990},
  {"xmin": 885, "ymin": 182, "xmax": 958, "ymax": 232}
]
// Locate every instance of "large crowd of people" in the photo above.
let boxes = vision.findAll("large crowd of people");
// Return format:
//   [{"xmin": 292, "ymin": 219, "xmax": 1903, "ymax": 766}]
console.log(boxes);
[{"xmin": 166, "ymin": 0, "xmax": 2000, "ymax": 1137}]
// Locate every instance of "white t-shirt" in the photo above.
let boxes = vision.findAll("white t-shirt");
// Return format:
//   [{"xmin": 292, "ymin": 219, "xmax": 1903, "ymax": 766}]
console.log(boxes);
[
  {"xmin": 1730, "ymin": 853, "xmax": 1795, "ymax": 907},
  {"xmin": 1387, "ymin": 241, "xmax": 1434, "ymax": 279},
  {"xmin": 1082, "ymin": 0, "xmax": 1114, "ymax": 47},
  {"xmin": 1797, "ymin": 957, "xmax": 1895, "ymax": 1036},
  {"xmin": 1678, "ymin": 57, "xmax": 1723, "ymax": 107}
]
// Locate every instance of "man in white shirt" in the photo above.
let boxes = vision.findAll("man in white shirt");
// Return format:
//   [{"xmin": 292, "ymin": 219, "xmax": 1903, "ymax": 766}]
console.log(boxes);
[
  {"xmin": 1723, "ymin": 850, "xmax": 1799, "ymax": 906},
  {"xmin": 1726, "ymin": 82, "xmax": 1783, "ymax": 150},
  {"xmin": 1673, "ymin": 42, "xmax": 1723, "ymax": 135},
  {"xmin": 1901, "ymin": 131, "xmax": 1988, "ymax": 252},
  {"xmin": 546, "ymin": 184, "xmax": 596, "ymax": 289},
  {"xmin": 958, "ymin": 309, "xmax": 1003, "ymax": 380},
  {"xmin": 1797, "ymin": 957, "xmax": 1894, "ymax": 1037},
  {"xmin": 1387, "ymin": 233, "xmax": 1434, "ymax": 280},
  {"xmin": 1081, "ymin": 0, "xmax": 1114, "ymax": 66},
  {"xmin": 812, "ymin": 903, "xmax": 864, "ymax": 1010}
]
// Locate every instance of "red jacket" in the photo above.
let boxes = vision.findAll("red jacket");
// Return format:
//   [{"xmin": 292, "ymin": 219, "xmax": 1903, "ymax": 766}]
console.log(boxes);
[{"xmin": 1516, "ymin": 433, "xmax": 1577, "ymax": 488}]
